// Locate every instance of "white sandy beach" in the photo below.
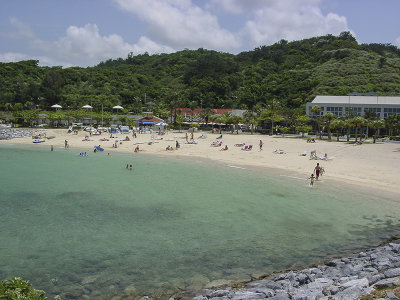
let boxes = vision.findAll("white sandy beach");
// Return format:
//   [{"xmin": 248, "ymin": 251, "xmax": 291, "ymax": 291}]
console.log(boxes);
[{"xmin": 3, "ymin": 128, "xmax": 400, "ymax": 195}]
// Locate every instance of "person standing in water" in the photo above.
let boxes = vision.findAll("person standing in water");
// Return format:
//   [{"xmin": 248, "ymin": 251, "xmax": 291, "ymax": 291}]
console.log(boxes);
[
  {"xmin": 308, "ymin": 174, "xmax": 315, "ymax": 186},
  {"xmin": 314, "ymin": 163, "xmax": 321, "ymax": 180}
]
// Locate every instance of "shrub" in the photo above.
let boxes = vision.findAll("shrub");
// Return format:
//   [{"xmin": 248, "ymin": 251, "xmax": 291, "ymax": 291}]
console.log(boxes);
[{"xmin": 0, "ymin": 277, "xmax": 46, "ymax": 299}]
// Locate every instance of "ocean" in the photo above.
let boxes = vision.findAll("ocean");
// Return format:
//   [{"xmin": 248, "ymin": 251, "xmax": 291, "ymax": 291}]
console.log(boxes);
[{"xmin": 0, "ymin": 144, "xmax": 399, "ymax": 298}]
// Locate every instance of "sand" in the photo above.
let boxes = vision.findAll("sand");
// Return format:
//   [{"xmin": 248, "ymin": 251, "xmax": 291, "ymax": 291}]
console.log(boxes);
[{"xmin": 2, "ymin": 128, "xmax": 400, "ymax": 195}]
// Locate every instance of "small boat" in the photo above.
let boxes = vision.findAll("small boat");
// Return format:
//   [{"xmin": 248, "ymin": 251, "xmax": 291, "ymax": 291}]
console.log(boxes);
[{"xmin": 33, "ymin": 139, "xmax": 45, "ymax": 143}]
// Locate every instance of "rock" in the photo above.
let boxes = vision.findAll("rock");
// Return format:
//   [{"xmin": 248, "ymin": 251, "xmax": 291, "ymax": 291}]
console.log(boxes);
[
  {"xmin": 295, "ymin": 273, "xmax": 310, "ymax": 285},
  {"xmin": 338, "ymin": 276, "xmax": 358, "ymax": 284},
  {"xmin": 268, "ymin": 290, "xmax": 290, "ymax": 300},
  {"xmin": 192, "ymin": 296, "xmax": 207, "ymax": 300},
  {"xmin": 292, "ymin": 288, "xmax": 324, "ymax": 300},
  {"xmin": 192, "ymin": 242, "xmax": 400, "ymax": 300},
  {"xmin": 341, "ymin": 278, "xmax": 369, "ymax": 289},
  {"xmin": 64, "ymin": 288, "xmax": 85, "ymax": 299},
  {"xmin": 251, "ymin": 288, "xmax": 274, "ymax": 297},
  {"xmin": 385, "ymin": 268, "xmax": 400, "ymax": 278},
  {"xmin": 205, "ymin": 279, "xmax": 231, "ymax": 289},
  {"xmin": 369, "ymin": 274, "xmax": 385, "ymax": 285},
  {"xmin": 386, "ymin": 291, "xmax": 400, "ymax": 299},
  {"xmin": 81, "ymin": 275, "xmax": 97, "ymax": 285},
  {"xmin": 207, "ymin": 289, "xmax": 232, "ymax": 298},
  {"xmin": 231, "ymin": 291, "xmax": 265, "ymax": 299},
  {"xmin": 374, "ymin": 277, "xmax": 400, "ymax": 289}
]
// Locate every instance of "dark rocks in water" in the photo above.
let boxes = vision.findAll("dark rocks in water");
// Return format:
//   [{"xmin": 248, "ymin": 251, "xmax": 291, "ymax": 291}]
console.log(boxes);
[{"xmin": 189, "ymin": 240, "xmax": 400, "ymax": 300}]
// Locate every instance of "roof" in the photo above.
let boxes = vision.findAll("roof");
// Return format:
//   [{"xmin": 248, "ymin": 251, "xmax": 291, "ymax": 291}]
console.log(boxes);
[
  {"xmin": 311, "ymin": 95, "xmax": 400, "ymax": 105},
  {"xmin": 137, "ymin": 116, "xmax": 164, "ymax": 122},
  {"xmin": 176, "ymin": 108, "xmax": 233, "ymax": 115}
]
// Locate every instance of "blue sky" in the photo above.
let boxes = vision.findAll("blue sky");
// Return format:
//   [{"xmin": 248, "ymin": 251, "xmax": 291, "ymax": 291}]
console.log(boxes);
[{"xmin": 0, "ymin": 0, "xmax": 399, "ymax": 67}]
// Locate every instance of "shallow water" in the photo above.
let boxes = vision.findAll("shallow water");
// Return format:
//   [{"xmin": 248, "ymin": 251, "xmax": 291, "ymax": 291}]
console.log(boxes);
[{"xmin": 0, "ymin": 144, "xmax": 399, "ymax": 298}]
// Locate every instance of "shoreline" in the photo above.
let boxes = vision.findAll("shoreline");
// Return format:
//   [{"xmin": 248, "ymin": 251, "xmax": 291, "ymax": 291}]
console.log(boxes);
[{"xmin": 2, "ymin": 128, "xmax": 399, "ymax": 196}]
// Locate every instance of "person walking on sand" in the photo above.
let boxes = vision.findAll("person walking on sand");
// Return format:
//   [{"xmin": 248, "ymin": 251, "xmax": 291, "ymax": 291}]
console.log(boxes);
[
  {"xmin": 314, "ymin": 163, "xmax": 321, "ymax": 180},
  {"xmin": 259, "ymin": 140, "xmax": 264, "ymax": 151},
  {"xmin": 64, "ymin": 140, "xmax": 68, "ymax": 149}
]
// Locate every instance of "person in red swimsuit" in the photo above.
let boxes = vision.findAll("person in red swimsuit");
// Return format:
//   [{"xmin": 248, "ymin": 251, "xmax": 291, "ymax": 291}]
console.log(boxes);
[{"xmin": 314, "ymin": 163, "xmax": 321, "ymax": 180}]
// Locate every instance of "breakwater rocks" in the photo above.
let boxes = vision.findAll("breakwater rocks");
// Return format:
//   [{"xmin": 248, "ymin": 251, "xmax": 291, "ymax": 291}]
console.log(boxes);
[
  {"xmin": 189, "ymin": 241, "xmax": 400, "ymax": 300},
  {"xmin": 0, "ymin": 128, "xmax": 42, "ymax": 140}
]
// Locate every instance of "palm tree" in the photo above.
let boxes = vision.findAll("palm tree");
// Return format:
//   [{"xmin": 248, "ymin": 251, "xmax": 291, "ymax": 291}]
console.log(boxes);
[
  {"xmin": 321, "ymin": 112, "xmax": 337, "ymax": 140},
  {"xmin": 310, "ymin": 105, "xmax": 322, "ymax": 139},
  {"xmin": 350, "ymin": 116, "xmax": 365, "ymax": 142},
  {"xmin": 266, "ymin": 99, "xmax": 282, "ymax": 135},
  {"xmin": 370, "ymin": 119, "xmax": 385, "ymax": 143},
  {"xmin": 330, "ymin": 119, "xmax": 345, "ymax": 141},
  {"xmin": 343, "ymin": 119, "xmax": 352, "ymax": 142},
  {"xmin": 385, "ymin": 114, "xmax": 400, "ymax": 137},
  {"xmin": 199, "ymin": 108, "xmax": 214, "ymax": 125},
  {"xmin": 229, "ymin": 115, "xmax": 242, "ymax": 134},
  {"xmin": 242, "ymin": 110, "xmax": 256, "ymax": 134}
]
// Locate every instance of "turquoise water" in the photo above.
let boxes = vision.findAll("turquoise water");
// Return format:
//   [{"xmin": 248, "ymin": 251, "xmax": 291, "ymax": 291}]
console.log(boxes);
[{"xmin": 0, "ymin": 144, "xmax": 399, "ymax": 298}]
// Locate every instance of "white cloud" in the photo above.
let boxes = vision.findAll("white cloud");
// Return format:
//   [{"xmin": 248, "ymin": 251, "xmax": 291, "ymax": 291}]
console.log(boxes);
[
  {"xmin": 113, "ymin": 0, "xmax": 241, "ymax": 51},
  {"xmin": 32, "ymin": 23, "xmax": 173, "ymax": 66},
  {"xmin": 210, "ymin": 0, "xmax": 348, "ymax": 47},
  {"xmin": 0, "ymin": 52, "xmax": 71, "ymax": 67},
  {"xmin": 395, "ymin": 37, "xmax": 400, "ymax": 48},
  {"xmin": 0, "ymin": 17, "xmax": 35, "ymax": 39}
]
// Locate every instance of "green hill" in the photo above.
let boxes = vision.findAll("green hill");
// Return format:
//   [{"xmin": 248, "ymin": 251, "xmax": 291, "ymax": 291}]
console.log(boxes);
[{"xmin": 0, "ymin": 32, "xmax": 399, "ymax": 114}]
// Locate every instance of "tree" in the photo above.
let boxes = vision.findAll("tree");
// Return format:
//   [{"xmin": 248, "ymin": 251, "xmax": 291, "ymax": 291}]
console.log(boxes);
[
  {"xmin": 228, "ymin": 115, "xmax": 242, "ymax": 134},
  {"xmin": 175, "ymin": 113, "xmax": 186, "ymax": 132},
  {"xmin": 350, "ymin": 116, "xmax": 365, "ymax": 142},
  {"xmin": 199, "ymin": 108, "xmax": 215, "ymax": 125},
  {"xmin": 370, "ymin": 119, "xmax": 385, "ymax": 143},
  {"xmin": 330, "ymin": 119, "xmax": 345, "ymax": 141},
  {"xmin": 321, "ymin": 112, "xmax": 337, "ymax": 140},
  {"xmin": 118, "ymin": 116, "xmax": 129, "ymax": 125},
  {"xmin": 310, "ymin": 106, "xmax": 322, "ymax": 139},
  {"xmin": 295, "ymin": 115, "xmax": 311, "ymax": 137},
  {"xmin": 242, "ymin": 110, "xmax": 257, "ymax": 134},
  {"xmin": 385, "ymin": 114, "xmax": 400, "ymax": 137}
]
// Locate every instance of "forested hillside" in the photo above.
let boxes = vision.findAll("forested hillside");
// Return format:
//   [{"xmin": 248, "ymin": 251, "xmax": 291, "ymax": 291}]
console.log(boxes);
[{"xmin": 1, "ymin": 32, "xmax": 399, "ymax": 115}]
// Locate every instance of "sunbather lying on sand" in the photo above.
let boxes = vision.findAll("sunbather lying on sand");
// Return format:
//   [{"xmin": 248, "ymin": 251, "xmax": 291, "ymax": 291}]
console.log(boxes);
[{"xmin": 273, "ymin": 149, "xmax": 285, "ymax": 154}]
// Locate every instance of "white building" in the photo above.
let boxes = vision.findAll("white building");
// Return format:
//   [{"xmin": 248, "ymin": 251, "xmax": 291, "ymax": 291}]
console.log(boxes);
[{"xmin": 306, "ymin": 95, "xmax": 400, "ymax": 119}]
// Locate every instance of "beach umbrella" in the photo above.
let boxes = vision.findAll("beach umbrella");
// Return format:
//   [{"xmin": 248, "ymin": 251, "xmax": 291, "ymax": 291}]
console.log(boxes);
[
  {"xmin": 51, "ymin": 104, "xmax": 62, "ymax": 109},
  {"xmin": 82, "ymin": 105, "xmax": 93, "ymax": 126},
  {"xmin": 112, "ymin": 105, "xmax": 123, "ymax": 110}
]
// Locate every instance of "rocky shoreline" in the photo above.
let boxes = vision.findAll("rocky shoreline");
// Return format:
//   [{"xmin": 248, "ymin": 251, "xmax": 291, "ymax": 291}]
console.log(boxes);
[
  {"xmin": 178, "ymin": 239, "xmax": 400, "ymax": 300},
  {"xmin": 0, "ymin": 128, "xmax": 43, "ymax": 140}
]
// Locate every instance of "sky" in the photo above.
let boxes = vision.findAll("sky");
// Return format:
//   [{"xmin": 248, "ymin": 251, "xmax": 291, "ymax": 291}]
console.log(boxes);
[{"xmin": 0, "ymin": 0, "xmax": 399, "ymax": 67}]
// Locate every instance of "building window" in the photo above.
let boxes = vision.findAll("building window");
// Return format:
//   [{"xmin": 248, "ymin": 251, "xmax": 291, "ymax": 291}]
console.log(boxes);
[
  {"xmin": 325, "ymin": 107, "xmax": 342, "ymax": 117},
  {"xmin": 383, "ymin": 107, "xmax": 400, "ymax": 118},
  {"xmin": 364, "ymin": 107, "xmax": 381, "ymax": 113}
]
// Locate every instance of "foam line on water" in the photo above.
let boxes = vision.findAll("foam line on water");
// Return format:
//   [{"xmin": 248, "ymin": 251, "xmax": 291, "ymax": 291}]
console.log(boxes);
[{"xmin": 228, "ymin": 165, "xmax": 246, "ymax": 169}]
